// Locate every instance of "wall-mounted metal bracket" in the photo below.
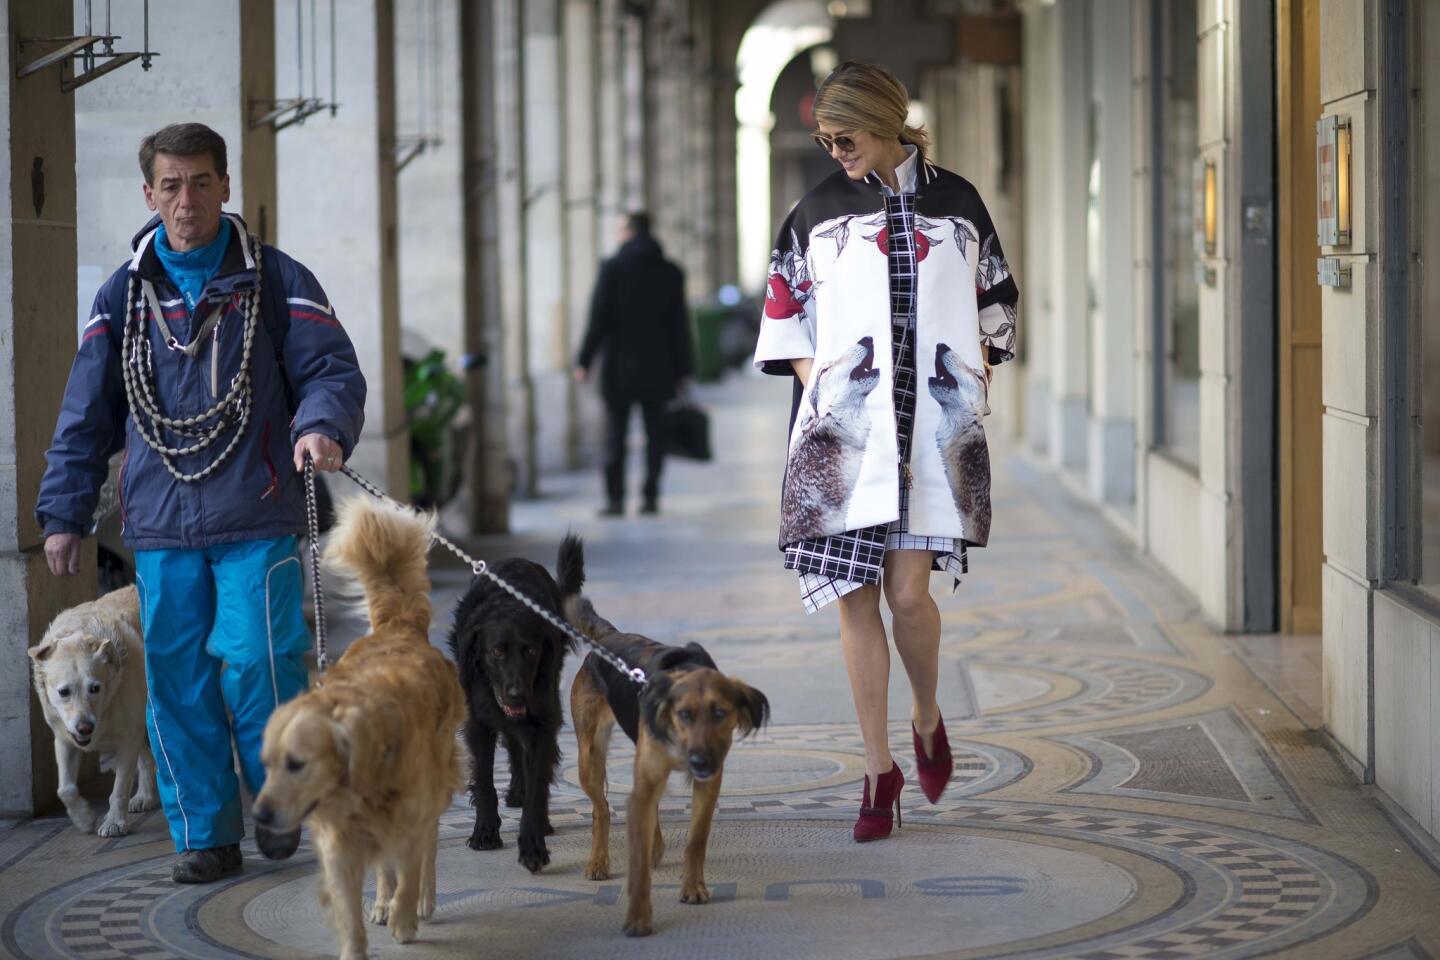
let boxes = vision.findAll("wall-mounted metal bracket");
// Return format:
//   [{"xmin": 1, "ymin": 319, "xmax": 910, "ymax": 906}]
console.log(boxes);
[
  {"xmin": 17, "ymin": 2, "xmax": 157, "ymax": 93},
  {"xmin": 17, "ymin": 36, "xmax": 155, "ymax": 92},
  {"xmin": 249, "ymin": 97, "xmax": 336, "ymax": 132},
  {"xmin": 393, "ymin": 136, "xmax": 443, "ymax": 173},
  {"xmin": 254, "ymin": 0, "xmax": 340, "ymax": 132}
]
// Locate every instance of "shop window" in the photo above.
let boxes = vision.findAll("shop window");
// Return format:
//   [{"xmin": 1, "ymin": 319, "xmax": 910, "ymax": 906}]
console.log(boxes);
[{"xmin": 1156, "ymin": 0, "xmax": 1200, "ymax": 467}]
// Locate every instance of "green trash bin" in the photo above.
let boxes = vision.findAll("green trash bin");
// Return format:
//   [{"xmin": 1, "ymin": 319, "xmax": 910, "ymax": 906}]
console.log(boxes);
[{"xmin": 692, "ymin": 305, "xmax": 726, "ymax": 383}]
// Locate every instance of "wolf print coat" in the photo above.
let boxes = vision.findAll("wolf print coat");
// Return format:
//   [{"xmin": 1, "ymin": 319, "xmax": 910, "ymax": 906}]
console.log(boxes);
[{"xmin": 754, "ymin": 161, "xmax": 1019, "ymax": 548}]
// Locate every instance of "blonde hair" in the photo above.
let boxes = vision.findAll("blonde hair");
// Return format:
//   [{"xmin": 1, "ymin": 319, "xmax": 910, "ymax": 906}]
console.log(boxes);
[{"xmin": 812, "ymin": 61, "xmax": 930, "ymax": 157}]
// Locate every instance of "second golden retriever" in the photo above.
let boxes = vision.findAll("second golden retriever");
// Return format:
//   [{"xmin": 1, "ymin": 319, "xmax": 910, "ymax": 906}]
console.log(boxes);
[{"xmin": 252, "ymin": 497, "xmax": 464, "ymax": 960}]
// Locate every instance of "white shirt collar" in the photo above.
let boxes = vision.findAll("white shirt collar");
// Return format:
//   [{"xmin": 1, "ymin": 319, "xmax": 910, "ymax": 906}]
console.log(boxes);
[{"xmin": 879, "ymin": 144, "xmax": 920, "ymax": 196}]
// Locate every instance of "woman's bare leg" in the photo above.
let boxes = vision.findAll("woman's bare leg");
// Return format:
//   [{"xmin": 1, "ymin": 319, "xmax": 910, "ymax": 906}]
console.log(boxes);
[
  {"xmin": 837, "ymin": 583, "xmax": 893, "ymax": 779},
  {"xmin": 883, "ymin": 550, "xmax": 942, "ymax": 756}
]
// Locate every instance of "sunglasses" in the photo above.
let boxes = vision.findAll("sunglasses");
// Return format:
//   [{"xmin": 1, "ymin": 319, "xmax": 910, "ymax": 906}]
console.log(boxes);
[{"xmin": 812, "ymin": 132, "xmax": 858, "ymax": 155}]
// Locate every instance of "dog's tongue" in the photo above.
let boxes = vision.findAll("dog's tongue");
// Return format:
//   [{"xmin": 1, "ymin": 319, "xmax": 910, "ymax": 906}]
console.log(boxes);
[{"xmin": 501, "ymin": 703, "xmax": 527, "ymax": 719}]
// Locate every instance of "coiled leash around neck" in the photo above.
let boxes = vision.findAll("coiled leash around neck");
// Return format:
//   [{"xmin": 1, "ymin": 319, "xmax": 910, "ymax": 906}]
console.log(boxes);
[
  {"xmin": 300, "ymin": 456, "xmax": 648, "ymax": 688},
  {"xmin": 122, "ymin": 233, "xmax": 263, "ymax": 483}
]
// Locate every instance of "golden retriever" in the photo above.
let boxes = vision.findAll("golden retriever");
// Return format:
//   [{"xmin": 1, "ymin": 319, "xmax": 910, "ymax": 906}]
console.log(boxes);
[{"xmin": 252, "ymin": 497, "xmax": 464, "ymax": 960}]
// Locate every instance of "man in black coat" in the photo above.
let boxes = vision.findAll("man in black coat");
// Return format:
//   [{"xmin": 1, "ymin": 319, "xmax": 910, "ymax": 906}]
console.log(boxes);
[{"xmin": 575, "ymin": 212, "xmax": 694, "ymax": 516}]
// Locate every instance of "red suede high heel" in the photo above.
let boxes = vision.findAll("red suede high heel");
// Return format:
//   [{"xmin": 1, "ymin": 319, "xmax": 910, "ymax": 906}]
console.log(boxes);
[
  {"xmin": 853, "ymin": 764, "xmax": 904, "ymax": 842},
  {"xmin": 913, "ymin": 713, "xmax": 953, "ymax": 804}
]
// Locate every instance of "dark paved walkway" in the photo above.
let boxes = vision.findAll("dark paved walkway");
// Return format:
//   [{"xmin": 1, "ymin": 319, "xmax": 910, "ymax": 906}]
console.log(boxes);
[{"xmin": 3, "ymin": 374, "xmax": 1439, "ymax": 959}]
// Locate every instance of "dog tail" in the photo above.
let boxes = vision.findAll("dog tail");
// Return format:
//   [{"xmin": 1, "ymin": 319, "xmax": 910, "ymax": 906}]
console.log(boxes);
[
  {"xmin": 563, "ymin": 595, "xmax": 621, "ymax": 644},
  {"xmin": 323, "ymin": 496, "xmax": 435, "ymax": 639},
  {"xmin": 556, "ymin": 533, "xmax": 585, "ymax": 602}
]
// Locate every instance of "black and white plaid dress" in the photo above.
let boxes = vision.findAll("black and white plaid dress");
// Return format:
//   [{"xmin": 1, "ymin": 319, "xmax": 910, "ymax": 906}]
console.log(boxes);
[{"xmin": 784, "ymin": 176, "xmax": 968, "ymax": 614}]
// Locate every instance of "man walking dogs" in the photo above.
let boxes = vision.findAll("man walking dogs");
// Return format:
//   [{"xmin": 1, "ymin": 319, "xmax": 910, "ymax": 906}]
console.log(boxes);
[
  {"xmin": 575, "ymin": 212, "xmax": 694, "ymax": 516},
  {"xmin": 35, "ymin": 123, "xmax": 366, "ymax": 883}
]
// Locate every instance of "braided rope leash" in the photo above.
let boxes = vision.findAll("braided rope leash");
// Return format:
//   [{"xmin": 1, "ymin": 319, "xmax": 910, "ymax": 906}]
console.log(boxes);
[
  {"xmin": 302, "ymin": 456, "xmax": 330, "ymax": 677},
  {"xmin": 301, "ymin": 459, "xmax": 646, "ymax": 687},
  {"xmin": 121, "ymin": 232, "xmax": 263, "ymax": 482}
]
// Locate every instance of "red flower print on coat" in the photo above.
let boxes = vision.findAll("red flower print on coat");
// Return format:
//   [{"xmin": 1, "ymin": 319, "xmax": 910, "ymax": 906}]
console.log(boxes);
[
  {"xmin": 869, "ymin": 226, "xmax": 934, "ymax": 262},
  {"xmin": 765, "ymin": 274, "xmax": 813, "ymax": 320},
  {"xmin": 865, "ymin": 223, "xmax": 941, "ymax": 262},
  {"xmin": 764, "ymin": 228, "xmax": 816, "ymax": 322}
]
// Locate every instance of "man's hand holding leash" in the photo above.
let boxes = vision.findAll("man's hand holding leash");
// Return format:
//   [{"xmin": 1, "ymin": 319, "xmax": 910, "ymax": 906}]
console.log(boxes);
[{"xmin": 294, "ymin": 433, "xmax": 344, "ymax": 473}]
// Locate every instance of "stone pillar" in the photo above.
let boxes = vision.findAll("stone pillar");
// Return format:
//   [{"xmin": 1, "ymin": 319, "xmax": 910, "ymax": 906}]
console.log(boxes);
[
  {"xmin": 596, "ymin": 0, "xmax": 626, "ymax": 246},
  {"xmin": 709, "ymin": 23, "xmax": 740, "ymax": 290},
  {"xmin": 621, "ymin": 8, "xmax": 648, "ymax": 212},
  {"xmin": 0, "ymin": 1, "xmax": 95, "ymax": 816},
  {"xmin": 647, "ymin": 0, "xmax": 685, "ymax": 256},
  {"xmin": 275, "ymin": 0, "xmax": 409, "ymax": 500},
  {"xmin": 1019, "ymin": 2, "xmax": 1055, "ymax": 455},
  {"xmin": 648, "ymin": 0, "xmax": 709, "ymax": 296},
  {"xmin": 1193, "ymin": 0, "xmax": 1238, "ymax": 625},
  {"xmin": 239, "ymin": 0, "xmax": 279, "ymax": 242},
  {"xmin": 521, "ymin": 0, "xmax": 570, "ymax": 478},
  {"xmin": 492, "ymin": 0, "xmax": 535, "ymax": 497},
  {"xmin": 1318, "ymin": 0, "xmax": 1381, "ymax": 779},
  {"xmin": 1130, "ymin": 0, "xmax": 1157, "ymax": 552},
  {"xmin": 687, "ymin": 0, "xmax": 717, "ymax": 300},
  {"xmin": 563, "ymin": 0, "xmax": 604, "ymax": 467},
  {"xmin": 1045, "ymin": 0, "xmax": 1090, "ymax": 472},
  {"xmin": 1085, "ymin": 3, "xmax": 1136, "ymax": 506},
  {"xmin": 460, "ymin": 0, "xmax": 511, "ymax": 533}
]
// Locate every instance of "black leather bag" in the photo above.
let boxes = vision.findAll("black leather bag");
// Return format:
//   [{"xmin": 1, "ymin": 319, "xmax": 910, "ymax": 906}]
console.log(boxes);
[{"xmin": 664, "ymin": 402, "xmax": 712, "ymax": 461}]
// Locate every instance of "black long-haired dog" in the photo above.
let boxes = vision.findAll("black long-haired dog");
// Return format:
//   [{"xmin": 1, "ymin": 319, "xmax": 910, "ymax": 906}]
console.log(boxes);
[{"xmin": 448, "ymin": 535, "xmax": 583, "ymax": 873}]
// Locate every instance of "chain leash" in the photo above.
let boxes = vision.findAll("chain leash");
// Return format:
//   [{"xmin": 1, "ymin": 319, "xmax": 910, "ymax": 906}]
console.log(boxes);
[
  {"xmin": 302, "ymin": 456, "xmax": 330, "ymax": 677},
  {"xmin": 301, "ymin": 459, "xmax": 646, "ymax": 687}
]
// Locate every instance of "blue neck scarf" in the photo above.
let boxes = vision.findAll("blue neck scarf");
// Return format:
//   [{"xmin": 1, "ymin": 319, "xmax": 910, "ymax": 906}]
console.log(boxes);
[{"xmin": 155, "ymin": 218, "xmax": 232, "ymax": 311}]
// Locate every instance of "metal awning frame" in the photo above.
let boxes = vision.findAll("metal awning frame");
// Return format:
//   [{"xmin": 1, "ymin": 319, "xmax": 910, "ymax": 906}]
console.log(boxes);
[{"xmin": 17, "ymin": 2, "xmax": 158, "ymax": 93}]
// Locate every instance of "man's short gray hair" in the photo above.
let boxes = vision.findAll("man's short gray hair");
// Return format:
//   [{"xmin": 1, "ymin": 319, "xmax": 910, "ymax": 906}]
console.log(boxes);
[{"xmin": 138, "ymin": 123, "xmax": 228, "ymax": 185}]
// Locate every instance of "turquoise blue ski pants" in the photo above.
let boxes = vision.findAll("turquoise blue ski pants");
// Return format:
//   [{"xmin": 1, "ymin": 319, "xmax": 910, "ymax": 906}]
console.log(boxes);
[{"xmin": 134, "ymin": 536, "xmax": 310, "ymax": 852}]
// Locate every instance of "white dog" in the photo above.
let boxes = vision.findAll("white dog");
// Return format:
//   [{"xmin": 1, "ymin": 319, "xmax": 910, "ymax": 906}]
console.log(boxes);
[{"xmin": 29, "ymin": 585, "xmax": 158, "ymax": 836}]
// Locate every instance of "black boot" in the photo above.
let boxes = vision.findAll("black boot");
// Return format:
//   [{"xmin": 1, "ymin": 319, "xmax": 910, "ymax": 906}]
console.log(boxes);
[{"xmin": 172, "ymin": 843, "xmax": 242, "ymax": 884}]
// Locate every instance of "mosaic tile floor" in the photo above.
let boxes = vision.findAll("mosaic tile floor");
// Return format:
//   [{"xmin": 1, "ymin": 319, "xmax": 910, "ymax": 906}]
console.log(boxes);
[{"xmin": 2, "ymin": 376, "xmax": 1438, "ymax": 959}]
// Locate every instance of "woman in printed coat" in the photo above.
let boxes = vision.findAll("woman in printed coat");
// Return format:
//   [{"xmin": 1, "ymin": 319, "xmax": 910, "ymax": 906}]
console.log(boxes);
[{"xmin": 753, "ymin": 62, "xmax": 1019, "ymax": 842}]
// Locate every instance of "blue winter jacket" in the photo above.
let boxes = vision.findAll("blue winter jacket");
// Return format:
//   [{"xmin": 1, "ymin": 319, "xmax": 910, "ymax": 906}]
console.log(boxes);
[{"xmin": 36, "ymin": 213, "xmax": 367, "ymax": 551}]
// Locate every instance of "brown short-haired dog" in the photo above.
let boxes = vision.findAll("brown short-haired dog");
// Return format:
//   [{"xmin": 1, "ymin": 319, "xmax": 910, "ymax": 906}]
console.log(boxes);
[{"xmin": 566, "ymin": 597, "xmax": 769, "ymax": 937}]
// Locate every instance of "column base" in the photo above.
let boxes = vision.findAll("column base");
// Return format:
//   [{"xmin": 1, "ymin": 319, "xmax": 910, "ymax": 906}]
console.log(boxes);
[
  {"xmin": 1049, "ymin": 395, "xmax": 1087, "ymax": 471},
  {"xmin": 1087, "ymin": 416, "xmax": 1135, "ymax": 504}
]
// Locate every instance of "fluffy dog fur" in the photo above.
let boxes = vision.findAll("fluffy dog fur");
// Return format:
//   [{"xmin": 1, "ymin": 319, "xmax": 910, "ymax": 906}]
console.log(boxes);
[
  {"xmin": 448, "ymin": 536, "xmax": 583, "ymax": 873},
  {"xmin": 566, "ymin": 597, "xmax": 769, "ymax": 937},
  {"xmin": 927, "ymin": 342, "xmax": 993, "ymax": 546},
  {"xmin": 780, "ymin": 336, "xmax": 881, "ymax": 544},
  {"xmin": 252, "ymin": 497, "xmax": 464, "ymax": 960},
  {"xmin": 29, "ymin": 585, "xmax": 159, "ymax": 836}
]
